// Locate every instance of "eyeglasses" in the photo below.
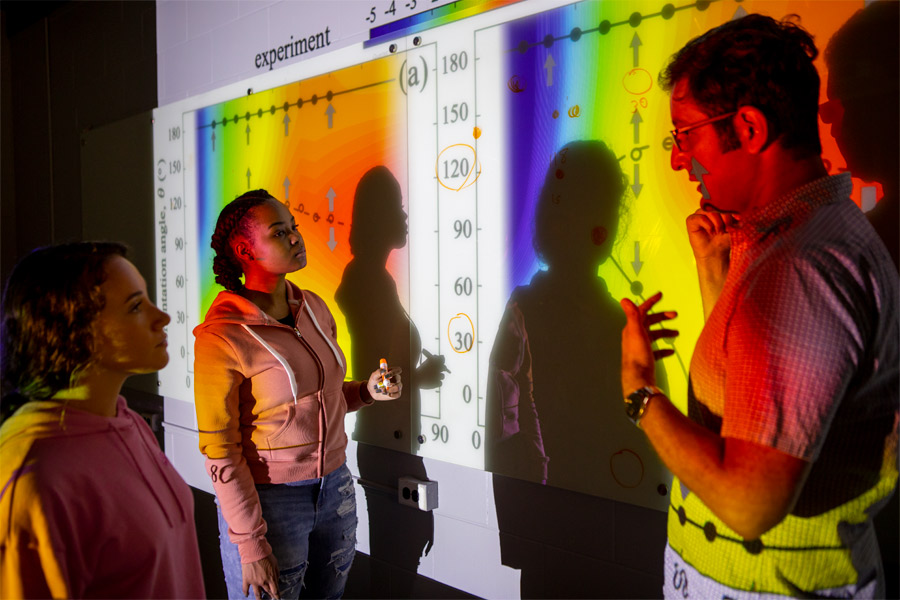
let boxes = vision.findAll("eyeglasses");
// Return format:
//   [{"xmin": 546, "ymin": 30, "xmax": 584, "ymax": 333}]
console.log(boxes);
[{"xmin": 670, "ymin": 111, "xmax": 738, "ymax": 152}]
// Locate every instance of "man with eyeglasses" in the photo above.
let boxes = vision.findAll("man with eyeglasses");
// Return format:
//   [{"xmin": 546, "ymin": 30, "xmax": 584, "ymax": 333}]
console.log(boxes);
[{"xmin": 618, "ymin": 13, "xmax": 898, "ymax": 600}]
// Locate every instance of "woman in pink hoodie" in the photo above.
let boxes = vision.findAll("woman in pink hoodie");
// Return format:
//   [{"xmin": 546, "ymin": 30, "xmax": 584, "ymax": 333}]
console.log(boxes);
[
  {"xmin": 194, "ymin": 190, "xmax": 401, "ymax": 600},
  {"xmin": 0, "ymin": 242, "xmax": 205, "ymax": 598}
]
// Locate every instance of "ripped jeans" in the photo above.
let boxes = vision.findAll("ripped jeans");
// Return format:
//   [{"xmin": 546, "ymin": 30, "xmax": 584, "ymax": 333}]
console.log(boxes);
[{"xmin": 216, "ymin": 463, "xmax": 358, "ymax": 600}]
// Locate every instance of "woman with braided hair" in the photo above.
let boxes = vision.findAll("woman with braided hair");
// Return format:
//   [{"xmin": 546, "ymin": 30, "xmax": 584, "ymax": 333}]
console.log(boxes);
[{"xmin": 193, "ymin": 189, "xmax": 402, "ymax": 599}]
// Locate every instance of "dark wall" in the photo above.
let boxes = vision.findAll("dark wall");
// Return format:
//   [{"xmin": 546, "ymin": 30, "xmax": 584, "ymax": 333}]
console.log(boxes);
[{"xmin": 1, "ymin": 0, "xmax": 157, "ymax": 287}]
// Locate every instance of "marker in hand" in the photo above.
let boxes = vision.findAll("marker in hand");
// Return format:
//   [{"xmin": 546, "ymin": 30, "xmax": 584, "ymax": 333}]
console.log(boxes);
[{"xmin": 376, "ymin": 358, "xmax": 391, "ymax": 394}]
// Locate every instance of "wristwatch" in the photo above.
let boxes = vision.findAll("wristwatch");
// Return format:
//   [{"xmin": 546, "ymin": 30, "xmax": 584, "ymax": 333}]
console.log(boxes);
[{"xmin": 624, "ymin": 386, "xmax": 664, "ymax": 427}]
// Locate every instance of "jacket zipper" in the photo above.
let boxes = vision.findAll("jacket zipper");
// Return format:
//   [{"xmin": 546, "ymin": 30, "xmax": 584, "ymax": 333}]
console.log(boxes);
[{"xmin": 292, "ymin": 325, "xmax": 328, "ymax": 477}]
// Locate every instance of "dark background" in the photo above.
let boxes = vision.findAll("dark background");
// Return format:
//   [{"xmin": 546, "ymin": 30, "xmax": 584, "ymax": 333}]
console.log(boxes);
[{"xmin": 1, "ymin": 2, "xmax": 895, "ymax": 599}]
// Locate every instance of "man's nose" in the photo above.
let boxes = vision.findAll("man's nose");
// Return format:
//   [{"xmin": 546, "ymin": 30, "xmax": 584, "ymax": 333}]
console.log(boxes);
[{"xmin": 670, "ymin": 144, "xmax": 689, "ymax": 172}]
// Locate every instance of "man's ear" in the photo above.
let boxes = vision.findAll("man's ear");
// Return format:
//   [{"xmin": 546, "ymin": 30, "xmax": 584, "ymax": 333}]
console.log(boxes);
[{"xmin": 735, "ymin": 106, "xmax": 768, "ymax": 154}]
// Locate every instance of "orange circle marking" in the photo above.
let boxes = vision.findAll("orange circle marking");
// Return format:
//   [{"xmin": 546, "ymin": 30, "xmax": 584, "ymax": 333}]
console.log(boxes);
[
  {"xmin": 622, "ymin": 68, "xmax": 653, "ymax": 96},
  {"xmin": 610, "ymin": 448, "xmax": 645, "ymax": 488},
  {"xmin": 436, "ymin": 144, "xmax": 482, "ymax": 191},
  {"xmin": 447, "ymin": 312, "xmax": 475, "ymax": 353}
]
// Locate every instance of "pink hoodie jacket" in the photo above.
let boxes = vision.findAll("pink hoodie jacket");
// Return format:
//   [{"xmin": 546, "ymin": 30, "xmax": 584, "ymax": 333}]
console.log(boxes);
[
  {"xmin": 0, "ymin": 397, "xmax": 205, "ymax": 598},
  {"xmin": 193, "ymin": 283, "xmax": 371, "ymax": 563}
]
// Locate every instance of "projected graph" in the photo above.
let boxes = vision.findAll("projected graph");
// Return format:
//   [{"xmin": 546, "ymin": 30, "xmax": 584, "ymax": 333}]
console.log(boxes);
[{"xmin": 154, "ymin": 0, "xmax": 872, "ymax": 508}]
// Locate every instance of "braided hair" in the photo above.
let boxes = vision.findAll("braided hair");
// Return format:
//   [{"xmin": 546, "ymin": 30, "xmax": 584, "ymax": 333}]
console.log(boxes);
[{"xmin": 210, "ymin": 190, "xmax": 276, "ymax": 291}]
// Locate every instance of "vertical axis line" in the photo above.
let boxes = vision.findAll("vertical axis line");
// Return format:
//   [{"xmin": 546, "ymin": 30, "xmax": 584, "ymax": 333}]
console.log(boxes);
[
  {"xmin": 473, "ymin": 33, "xmax": 484, "ymax": 434},
  {"xmin": 433, "ymin": 43, "xmax": 442, "ymax": 421},
  {"xmin": 182, "ymin": 111, "xmax": 193, "ymax": 377}
]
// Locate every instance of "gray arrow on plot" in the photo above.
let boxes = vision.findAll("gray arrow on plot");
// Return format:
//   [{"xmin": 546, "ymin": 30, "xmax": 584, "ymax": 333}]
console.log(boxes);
[
  {"xmin": 631, "ymin": 109, "xmax": 643, "ymax": 144},
  {"xmin": 732, "ymin": 5, "xmax": 749, "ymax": 20},
  {"xmin": 327, "ymin": 227, "xmax": 337, "ymax": 251},
  {"xmin": 632, "ymin": 163, "xmax": 643, "ymax": 198},
  {"xmin": 691, "ymin": 158, "xmax": 710, "ymax": 199},
  {"xmin": 325, "ymin": 103, "xmax": 336, "ymax": 129},
  {"xmin": 544, "ymin": 54, "xmax": 556, "ymax": 86},
  {"xmin": 326, "ymin": 187, "xmax": 336, "ymax": 212},
  {"xmin": 246, "ymin": 168, "xmax": 252, "ymax": 189},
  {"xmin": 283, "ymin": 113, "xmax": 291, "ymax": 136},
  {"xmin": 246, "ymin": 123, "xmax": 251, "ymax": 145},
  {"xmin": 211, "ymin": 131, "xmax": 216, "ymax": 152},
  {"xmin": 632, "ymin": 241, "xmax": 643, "ymax": 275},
  {"xmin": 283, "ymin": 177, "xmax": 291, "ymax": 201},
  {"xmin": 631, "ymin": 33, "xmax": 642, "ymax": 68}
]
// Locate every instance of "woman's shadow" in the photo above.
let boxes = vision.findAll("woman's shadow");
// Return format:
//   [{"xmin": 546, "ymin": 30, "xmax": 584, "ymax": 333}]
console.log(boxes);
[
  {"xmin": 336, "ymin": 166, "xmax": 445, "ymax": 596},
  {"xmin": 485, "ymin": 140, "xmax": 670, "ymax": 597}
]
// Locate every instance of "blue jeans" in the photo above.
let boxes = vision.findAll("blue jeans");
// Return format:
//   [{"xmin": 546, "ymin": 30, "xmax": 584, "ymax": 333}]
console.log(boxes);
[{"xmin": 216, "ymin": 463, "xmax": 358, "ymax": 599}]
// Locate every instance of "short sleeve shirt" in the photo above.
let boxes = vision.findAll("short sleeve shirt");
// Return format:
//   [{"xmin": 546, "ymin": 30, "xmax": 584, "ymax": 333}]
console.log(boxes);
[
  {"xmin": 689, "ymin": 173, "xmax": 898, "ymax": 462},
  {"xmin": 666, "ymin": 173, "xmax": 899, "ymax": 597}
]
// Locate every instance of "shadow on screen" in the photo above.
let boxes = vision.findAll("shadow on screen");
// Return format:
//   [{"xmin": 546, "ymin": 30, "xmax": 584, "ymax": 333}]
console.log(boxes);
[
  {"xmin": 336, "ymin": 166, "xmax": 445, "ymax": 595},
  {"xmin": 823, "ymin": 0, "xmax": 899, "ymax": 270},
  {"xmin": 825, "ymin": 5, "xmax": 899, "ymax": 597},
  {"xmin": 486, "ymin": 140, "xmax": 669, "ymax": 597}
]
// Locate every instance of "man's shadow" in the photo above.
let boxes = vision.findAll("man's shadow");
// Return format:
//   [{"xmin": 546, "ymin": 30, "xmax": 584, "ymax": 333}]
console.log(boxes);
[
  {"xmin": 336, "ymin": 166, "xmax": 445, "ymax": 596},
  {"xmin": 486, "ymin": 140, "xmax": 670, "ymax": 598},
  {"xmin": 823, "ymin": 0, "xmax": 898, "ymax": 269},
  {"xmin": 825, "ymin": 5, "xmax": 899, "ymax": 598}
]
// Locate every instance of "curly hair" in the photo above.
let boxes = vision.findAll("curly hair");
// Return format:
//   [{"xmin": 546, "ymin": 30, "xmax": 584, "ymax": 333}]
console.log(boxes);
[
  {"xmin": 659, "ymin": 13, "xmax": 822, "ymax": 159},
  {"xmin": 210, "ymin": 190, "xmax": 277, "ymax": 291},
  {"xmin": 1, "ymin": 242, "xmax": 127, "ymax": 420}
]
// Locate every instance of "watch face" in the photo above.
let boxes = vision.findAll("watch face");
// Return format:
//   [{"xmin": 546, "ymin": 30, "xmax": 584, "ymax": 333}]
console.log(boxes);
[
  {"xmin": 625, "ymin": 392, "xmax": 641, "ymax": 420},
  {"xmin": 625, "ymin": 387, "xmax": 652, "ymax": 423}
]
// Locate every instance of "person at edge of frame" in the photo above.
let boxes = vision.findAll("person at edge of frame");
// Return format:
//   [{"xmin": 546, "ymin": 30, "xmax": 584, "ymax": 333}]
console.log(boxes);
[
  {"xmin": 0, "ymin": 242, "xmax": 206, "ymax": 598},
  {"xmin": 619, "ymin": 13, "xmax": 898, "ymax": 600}
]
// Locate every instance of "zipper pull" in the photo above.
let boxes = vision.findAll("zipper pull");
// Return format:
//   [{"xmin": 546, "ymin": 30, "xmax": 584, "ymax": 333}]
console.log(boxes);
[{"xmin": 293, "ymin": 327, "xmax": 303, "ymax": 340}]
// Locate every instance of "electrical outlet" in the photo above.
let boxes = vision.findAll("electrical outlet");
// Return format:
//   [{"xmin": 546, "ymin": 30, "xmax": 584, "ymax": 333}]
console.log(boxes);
[{"xmin": 398, "ymin": 476, "xmax": 439, "ymax": 511}]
